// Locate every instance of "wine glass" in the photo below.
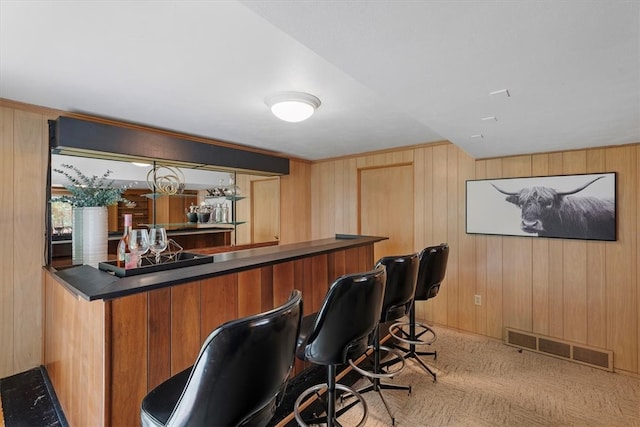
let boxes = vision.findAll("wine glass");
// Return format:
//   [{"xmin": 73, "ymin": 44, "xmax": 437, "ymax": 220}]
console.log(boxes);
[
  {"xmin": 129, "ymin": 229, "xmax": 150, "ymax": 267},
  {"xmin": 148, "ymin": 227, "xmax": 168, "ymax": 264}
]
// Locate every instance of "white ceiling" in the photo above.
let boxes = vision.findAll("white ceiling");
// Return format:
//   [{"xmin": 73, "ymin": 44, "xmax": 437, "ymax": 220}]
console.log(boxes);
[{"xmin": 1, "ymin": 1, "xmax": 638, "ymax": 161}]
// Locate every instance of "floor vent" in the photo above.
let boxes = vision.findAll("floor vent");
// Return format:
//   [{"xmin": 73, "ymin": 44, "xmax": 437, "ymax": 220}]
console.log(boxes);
[{"xmin": 505, "ymin": 328, "xmax": 613, "ymax": 372}]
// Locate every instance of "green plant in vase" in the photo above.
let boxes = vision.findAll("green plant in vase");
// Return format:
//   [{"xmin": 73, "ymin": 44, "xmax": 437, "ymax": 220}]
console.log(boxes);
[
  {"xmin": 53, "ymin": 164, "xmax": 130, "ymax": 267},
  {"xmin": 53, "ymin": 164, "xmax": 129, "ymax": 207}
]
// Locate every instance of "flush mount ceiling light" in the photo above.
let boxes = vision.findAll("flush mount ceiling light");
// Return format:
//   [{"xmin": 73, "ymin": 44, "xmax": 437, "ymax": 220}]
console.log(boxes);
[{"xmin": 265, "ymin": 92, "xmax": 321, "ymax": 123}]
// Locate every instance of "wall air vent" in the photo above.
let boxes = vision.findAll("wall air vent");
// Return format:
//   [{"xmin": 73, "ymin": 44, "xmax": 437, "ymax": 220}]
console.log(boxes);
[{"xmin": 505, "ymin": 328, "xmax": 613, "ymax": 372}]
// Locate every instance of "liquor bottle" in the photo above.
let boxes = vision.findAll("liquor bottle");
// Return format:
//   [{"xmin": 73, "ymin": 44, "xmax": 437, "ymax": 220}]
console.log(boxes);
[{"xmin": 117, "ymin": 214, "xmax": 137, "ymax": 269}]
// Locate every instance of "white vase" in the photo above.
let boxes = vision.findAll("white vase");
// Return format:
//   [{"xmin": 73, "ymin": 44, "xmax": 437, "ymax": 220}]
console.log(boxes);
[{"xmin": 72, "ymin": 206, "xmax": 108, "ymax": 268}]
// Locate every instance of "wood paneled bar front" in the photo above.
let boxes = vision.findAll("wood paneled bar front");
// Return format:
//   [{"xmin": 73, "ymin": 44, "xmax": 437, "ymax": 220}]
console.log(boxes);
[{"xmin": 43, "ymin": 235, "xmax": 384, "ymax": 427}]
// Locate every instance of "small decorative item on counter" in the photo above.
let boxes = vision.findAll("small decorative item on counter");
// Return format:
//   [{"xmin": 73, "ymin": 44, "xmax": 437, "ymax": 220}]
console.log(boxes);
[
  {"xmin": 146, "ymin": 164, "xmax": 185, "ymax": 195},
  {"xmin": 221, "ymin": 203, "xmax": 229, "ymax": 223},
  {"xmin": 206, "ymin": 187, "xmax": 224, "ymax": 197},
  {"xmin": 197, "ymin": 211, "xmax": 211, "ymax": 224},
  {"xmin": 117, "ymin": 214, "xmax": 137, "ymax": 269},
  {"xmin": 196, "ymin": 203, "xmax": 211, "ymax": 223},
  {"xmin": 224, "ymin": 175, "xmax": 241, "ymax": 197},
  {"xmin": 186, "ymin": 203, "xmax": 198, "ymax": 222},
  {"xmin": 214, "ymin": 203, "xmax": 222, "ymax": 223},
  {"xmin": 186, "ymin": 212, "xmax": 198, "ymax": 222}
]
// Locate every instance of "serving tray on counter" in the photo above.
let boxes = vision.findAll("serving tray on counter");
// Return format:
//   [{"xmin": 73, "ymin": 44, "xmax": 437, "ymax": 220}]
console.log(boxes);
[{"xmin": 98, "ymin": 252, "xmax": 213, "ymax": 278}]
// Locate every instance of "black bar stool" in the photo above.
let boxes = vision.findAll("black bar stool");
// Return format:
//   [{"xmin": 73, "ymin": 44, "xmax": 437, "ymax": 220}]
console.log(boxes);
[
  {"xmin": 347, "ymin": 253, "xmax": 420, "ymax": 425},
  {"xmin": 140, "ymin": 290, "xmax": 302, "ymax": 427},
  {"xmin": 389, "ymin": 243, "xmax": 449, "ymax": 382},
  {"xmin": 293, "ymin": 266, "xmax": 386, "ymax": 427}
]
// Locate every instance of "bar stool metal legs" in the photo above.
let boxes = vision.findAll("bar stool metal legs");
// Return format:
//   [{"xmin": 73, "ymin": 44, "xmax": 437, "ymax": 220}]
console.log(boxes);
[
  {"xmin": 346, "ymin": 329, "xmax": 408, "ymax": 425},
  {"xmin": 294, "ymin": 365, "xmax": 368, "ymax": 427},
  {"xmin": 389, "ymin": 305, "xmax": 438, "ymax": 382}
]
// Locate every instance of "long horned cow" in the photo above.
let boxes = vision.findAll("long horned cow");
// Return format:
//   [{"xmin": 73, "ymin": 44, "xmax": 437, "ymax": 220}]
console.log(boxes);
[{"xmin": 491, "ymin": 176, "xmax": 615, "ymax": 240}]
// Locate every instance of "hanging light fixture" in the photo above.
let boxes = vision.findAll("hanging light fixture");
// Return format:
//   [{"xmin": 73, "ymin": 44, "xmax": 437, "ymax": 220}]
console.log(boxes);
[{"xmin": 265, "ymin": 91, "xmax": 321, "ymax": 123}]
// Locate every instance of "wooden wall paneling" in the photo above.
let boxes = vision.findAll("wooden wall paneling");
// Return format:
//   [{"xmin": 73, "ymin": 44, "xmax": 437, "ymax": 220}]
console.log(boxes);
[
  {"xmin": 147, "ymin": 288, "xmax": 171, "ymax": 390},
  {"xmin": 310, "ymin": 161, "xmax": 335, "ymax": 239},
  {"xmin": 294, "ymin": 258, "xmax": 312, "ymax": 315},
  {"xmin": 413, "ymin": 146, "xmax": 434, "ymax": 321},
  {"xmin": 485, "ymin": 159, "xmax": 504, "ymax": 339},
  {"xmin": 327, "ymin": 250, "xmax": 346, "ymax": 284},
  {"xmin": 83, "ymin": 283, "xmax": 106, "ymax": 426},
  {"xmin": 358, "ymin": 244, "xmax": 374, "ymax": 271},
  {"xmin": 474, "ymin": 161, "xmax": 488, "ymax": 335},
  {"xmin": 445, "ymin": 144, "xmax": 459, "ymax": 328},
  {"xmin": 273, "ymin": 261, "xmax": 295, "ymax": 306},
  {"xmin": 501, "ymin": 156, "xmax": 533, "ymax": 333},
  {"xmin": 13, "ymin": 109, "xmax": 45, "ymax": 373},
  {"xmin": 0, "ymin": 107, "xmax": 14, "ymax": 378},
  {"xmin": 344, "ymin": 247, "xmax": 362, "ymax": 275},
  {"xmin": 238, "ymin": 269, "xmax": 263, "ymax": 318},
  {"xmin": 334, "ymin": 159, "xmax": 348, "ymax": 234},
  {"xmin": 311, "ymin": 254, "xmax": 329, "ymax": 314},
  {"xmin": 110, "ymin": 293, "xmax": 148, "ymax": 427},
  {"xmin": 171, "ymin": 283, "xmax": 202, "ymax": 374},
  {"xmin": 345, "ymin": 158, "xmax": 359, "ymax": 234},
  {"xmin": 423, "ymin": 144, "xmax": 449, "ymax": 324},
  {"xmin": 280, "ymin": 160, "xmax": 311, "ymax": 244},
  {"xmin": 307, "ymin": 141, "xmax": 639, "ymax": 374},
  {"xmin": 44, "ymin": 273, "xmax": 107, "ymax": 426},
  {"xmin": 531, "ymin": 154, "xmax": 550, "ymax": 336},
  {"xmin": 547, "ymin": 153, "xmax": 565, "ymax": 338},
  {"xmin": 332, "ymin": 158, "xmax": 358, "ymax": 235},
  {"xmin": 457, "ymin": 148, "xmax": 476, "ymax": 332},
  {"xmin": 355, "ymin": 149, "xmax": 414, "ymax": 170},
  {"xmin": 293, "ymin": 257, "xmax": 312, "ymax": 373},
  {"xmin": 200, "ymin": 274, "xmax": 238, "ymax": 336},
  {"xmin": 562, "ymin": 151, "xmax": 589, "ymax": 344},
  {"xmin": 260, "ymin": 265, "xmax": 274, "ymax": 312},
  {"xmin": 637, "ymin": 145, "xmax": 640, "ymax": 373},
  {"xmin": 414, "ymin": 147, "xmax": 434, "ymax": 254},
  {"xmin": 606, "ymin": 146, "xmax": 638, "ymax": 373},
  {"xmin": 586, "ymin": 149, "xmax": 607, "ymax": 349}
]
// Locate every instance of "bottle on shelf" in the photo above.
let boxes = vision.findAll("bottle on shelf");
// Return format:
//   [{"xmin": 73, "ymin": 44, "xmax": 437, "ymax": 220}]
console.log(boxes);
[
  {"xmin": 221, "ymin": 203, "xmax": 229, "ymax": 223},
  {"xmin": 117, "ymin": 213, "xmax": 137, "ymax": 269}
]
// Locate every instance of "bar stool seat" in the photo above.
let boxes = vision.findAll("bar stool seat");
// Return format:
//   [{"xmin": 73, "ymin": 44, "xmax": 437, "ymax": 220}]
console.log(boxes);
[
  {"xmin": 345, "ymin": 253, "xmax": 420, "ymax": 425},
  {"xmin": 389, "ymin": 243, "xmax": 449, "ymax": 382},
  {"xmin": 293, "ymin": 266, "xmax": 386, "ymax": 427},
  {"xmin": 140, "ymin": 290, "xmax": 302, "ymax": 427}
]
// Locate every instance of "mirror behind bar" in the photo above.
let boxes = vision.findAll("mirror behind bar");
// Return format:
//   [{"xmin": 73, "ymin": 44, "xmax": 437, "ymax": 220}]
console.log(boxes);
[{"xmin": 47, "ymin": 116, "xmax": 286, "ymax": 267}]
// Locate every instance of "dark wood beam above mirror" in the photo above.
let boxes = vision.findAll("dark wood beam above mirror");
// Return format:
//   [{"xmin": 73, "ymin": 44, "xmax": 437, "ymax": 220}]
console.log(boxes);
[{"xmin": 49, "ymin": 116, "xmax": 289, "ymax": 176}]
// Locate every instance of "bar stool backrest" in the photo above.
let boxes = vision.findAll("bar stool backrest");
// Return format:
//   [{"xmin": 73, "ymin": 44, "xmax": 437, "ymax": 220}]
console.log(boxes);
[
  {"xmin": 414, "ymin": 243, "xmax": 449, "ymax": 301},
  {"xmin": 301, "ymin": 266, "xmax": 386, "ymax": 366},
  {"xmin": 375, "ymin": 253, "xmax": 420, "ymax": 322},
  {"xmin": 158, "ymin": 290, "xmax": 302, "ymax": 427}
]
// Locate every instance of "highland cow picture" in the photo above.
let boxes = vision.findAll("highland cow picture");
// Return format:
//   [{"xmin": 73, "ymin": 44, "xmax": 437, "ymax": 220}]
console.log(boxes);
[{"xmin": 466, "ymin": 173, "xmax": 616, "ymax": 241}]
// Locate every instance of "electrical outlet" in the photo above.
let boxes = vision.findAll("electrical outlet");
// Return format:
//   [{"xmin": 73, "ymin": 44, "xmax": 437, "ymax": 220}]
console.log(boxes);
[{"xmin": 474, "ymin": 294, "xmax": 481, "ymax": 305}]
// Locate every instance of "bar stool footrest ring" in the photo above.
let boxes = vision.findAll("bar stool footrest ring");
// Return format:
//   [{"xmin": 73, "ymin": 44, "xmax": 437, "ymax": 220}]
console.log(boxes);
[
  {"xmin": 294, "ymin": 382, "xmax": 368, "ymax": 427},
  {"xmin": 389, "ymin": 321, "xmax": 437, "ymax": 346},
  {"xmin": 348, "ymin": 346, "xmax": 406, "ymax": 379}
]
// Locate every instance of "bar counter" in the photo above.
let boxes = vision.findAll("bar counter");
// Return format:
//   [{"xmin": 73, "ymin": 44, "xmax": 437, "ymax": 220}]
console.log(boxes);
[{"xmin": 44, "ymin": 234, "xmax": 385, "ymax": 427}]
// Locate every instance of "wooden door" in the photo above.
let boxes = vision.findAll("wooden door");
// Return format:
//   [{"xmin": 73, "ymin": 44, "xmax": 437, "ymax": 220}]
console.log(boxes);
[
  {"xmin": 251, "ymin": 178, "xmax": 280, "ymax": 243},
  {"xmin": 359, "ymin": 164, "xmax": 414, "ymax": 261}
]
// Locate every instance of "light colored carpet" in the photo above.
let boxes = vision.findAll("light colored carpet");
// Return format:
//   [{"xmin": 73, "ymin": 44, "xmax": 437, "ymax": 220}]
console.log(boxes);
[{"xmin": 337, "ymin": 327, "xmax": 640, "ymax": 427}]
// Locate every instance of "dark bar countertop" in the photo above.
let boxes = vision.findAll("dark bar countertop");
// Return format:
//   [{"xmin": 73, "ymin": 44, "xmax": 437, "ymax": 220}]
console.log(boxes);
[{"xmin": 46, "ymin": 234, "xmax": 386, "ymax": 301}]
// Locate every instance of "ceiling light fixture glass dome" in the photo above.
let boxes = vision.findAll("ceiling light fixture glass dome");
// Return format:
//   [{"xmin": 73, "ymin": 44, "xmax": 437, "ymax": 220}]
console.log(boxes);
[{"xmin": 265, "ymin": 91, "xmax": 321, "ymax": 123}]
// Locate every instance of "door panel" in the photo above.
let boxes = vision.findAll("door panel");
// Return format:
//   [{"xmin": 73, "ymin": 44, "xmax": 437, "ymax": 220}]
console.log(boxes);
[
  {"xmin": 252, "ymin": 178, "xmax": 280, "ymax": 243},
  {"xmin": 359, "ymin": 164, "xmax": 414, "ymax": 261}
]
